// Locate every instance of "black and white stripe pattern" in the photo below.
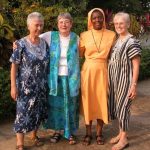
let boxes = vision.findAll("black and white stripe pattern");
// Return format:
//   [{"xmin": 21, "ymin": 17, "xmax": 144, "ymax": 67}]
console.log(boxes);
[{"xmin": 108, "ymin": 37, "xmax": 141, "ymax": 131}]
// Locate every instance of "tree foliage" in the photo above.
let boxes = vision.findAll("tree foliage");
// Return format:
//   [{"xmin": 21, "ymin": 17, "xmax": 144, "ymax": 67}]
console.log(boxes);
[
  {"xmin": 88, "ymin": 0, "xmax": 150, "ymax": 14},
  {"xmin": 0, "ymin": 14, "xmax": 14, "ymax": 40},
  {"xmin": 0, "ymin": 67, "xmax": 16, "ymax": 121},
  {"xmin": 0, "ymin": 13, "xmax": 14, "ymax": 68}
]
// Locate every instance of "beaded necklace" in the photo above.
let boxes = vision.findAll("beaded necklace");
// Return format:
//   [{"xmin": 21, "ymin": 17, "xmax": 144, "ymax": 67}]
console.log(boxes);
[{"xmin": 91, "ymin": 29, "xmax": 104, "ymax": 53}]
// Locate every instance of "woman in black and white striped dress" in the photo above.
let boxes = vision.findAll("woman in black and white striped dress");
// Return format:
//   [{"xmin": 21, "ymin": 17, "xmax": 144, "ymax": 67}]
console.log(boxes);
[{"xmin": 108, "ymin": 12, "xmax": 141, "ymax": 150}]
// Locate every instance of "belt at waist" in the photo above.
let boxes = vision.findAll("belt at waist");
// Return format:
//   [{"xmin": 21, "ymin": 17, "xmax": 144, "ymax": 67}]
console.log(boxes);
[{"xmin": 85, "ymin": 59, "xmax": 107, "ymax": 63}]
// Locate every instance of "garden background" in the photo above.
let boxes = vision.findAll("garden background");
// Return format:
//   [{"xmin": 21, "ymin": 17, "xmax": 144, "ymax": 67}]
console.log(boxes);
[{"xmin": 0, "ymin": 0, "xmax": 150, "ymax": 121}]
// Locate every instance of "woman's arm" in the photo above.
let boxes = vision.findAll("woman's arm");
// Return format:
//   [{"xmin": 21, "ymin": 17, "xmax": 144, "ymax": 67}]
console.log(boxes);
[
  {"xmin": 128, "ymin": 55, "xmax": 141, "ymax": 99},
  {"xmin": 39, "ymin": 31, "xmax": 51, "ymax": 47},
  {"xmin": 79, "ymin": 33, "xmax": 85, "ymax": 57},
  {"xmin": 10, "ymin": 63, "xmax": 18, "ymax": 101}
]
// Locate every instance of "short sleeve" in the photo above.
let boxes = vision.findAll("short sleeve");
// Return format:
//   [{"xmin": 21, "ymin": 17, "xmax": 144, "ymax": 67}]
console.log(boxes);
[
  {"xmin": 127, "ymin": 38, "xmax": 142, "ymax": 59},
  {"xmin": 9, "ymin": 40, "xmax": 24, "ymax": 64},
  {"xmin": 39, "ymin": 31, "xmax": 51, "ymax": 47},
  {"xmin": 79, "ymin": 33, "xmax": 85, "ymax": 57}
]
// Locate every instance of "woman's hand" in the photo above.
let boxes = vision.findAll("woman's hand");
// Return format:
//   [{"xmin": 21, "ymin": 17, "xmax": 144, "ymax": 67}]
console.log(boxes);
[
  {"xmin": 128, "ymin": 85, "xmax": 137, "ymax": 100},
  {"xmin": 128, "ymin": 55, "xmax": 140, "ymax": 100},
  {"xmin": 11, "ymin": 85, "xmax": 18, "ymax": 101}
]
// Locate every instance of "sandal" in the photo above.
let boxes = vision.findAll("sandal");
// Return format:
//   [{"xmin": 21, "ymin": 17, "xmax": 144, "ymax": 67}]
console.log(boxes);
[
  {"xmin": 110, "ymin": 136, "xmax": 120, "ymax": 144},
  {"xmin": 96, "ymin": 135, "xmax": 104, "ymax": 145},
  {"xmin": 68, "ymin": 135, "xmax": 76, "ymax": 145},
  {"xmin": 112, "ymin": 140, "xmax": 129, "ymax": 150},
  {"xmin": 32, "ymin": 136, "xmax": 44, "ymax": 147},
  {"xmin": 82, "ymin": 135, "xmax": 92, "ymax": 146},
  {"xmin": 50, "ymin": 133, "xmax": 61, "ymax": 143},
  {"xmin": 16, "ymin": 145, "xmax": 24, "ymax": 150}
]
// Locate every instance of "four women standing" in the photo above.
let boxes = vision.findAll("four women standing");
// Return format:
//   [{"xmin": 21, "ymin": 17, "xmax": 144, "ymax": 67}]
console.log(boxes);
[{"xmin": 10, "ymin": 9, "xmax": 141, "ymax": 150}]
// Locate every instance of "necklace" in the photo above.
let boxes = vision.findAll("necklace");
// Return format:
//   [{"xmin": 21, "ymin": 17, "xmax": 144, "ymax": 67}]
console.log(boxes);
[{"xmin": 91, "ymin": 29, "xmax": 104, "ymax": 53}]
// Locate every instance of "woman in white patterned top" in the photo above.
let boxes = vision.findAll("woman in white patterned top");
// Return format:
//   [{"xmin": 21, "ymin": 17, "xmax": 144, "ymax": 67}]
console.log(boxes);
[{"xmin": 108, "ymin": 12, "xmax": 141, "ymax": 150}]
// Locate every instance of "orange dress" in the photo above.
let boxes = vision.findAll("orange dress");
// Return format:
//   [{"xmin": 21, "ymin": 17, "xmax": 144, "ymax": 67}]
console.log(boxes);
[{"xmin": 79, "ymin": 28, "xmax": 115, "ymax": 125}]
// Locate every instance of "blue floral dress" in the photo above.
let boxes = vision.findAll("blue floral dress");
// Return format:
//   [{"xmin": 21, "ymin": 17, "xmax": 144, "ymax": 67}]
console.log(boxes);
[{"xmin": 10, "ymin": 37, "xmax": 49, "ymax": 133}]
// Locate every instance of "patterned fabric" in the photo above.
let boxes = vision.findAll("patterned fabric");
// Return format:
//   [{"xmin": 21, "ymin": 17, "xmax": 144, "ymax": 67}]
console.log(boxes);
[
  {"xmin": 48, "ymin": 31, "xmax": 80, "ymax": 97},
  {"xmin": 108, "ymin": 37, "xmax": 141, "ymax": 131},
  {"xmin": 43, "ymin": 76, "xmax": 79, "ymax": 139},
  {"xmin": 10, "ymin": 37, "xmax": 49, "ymax": 133}
]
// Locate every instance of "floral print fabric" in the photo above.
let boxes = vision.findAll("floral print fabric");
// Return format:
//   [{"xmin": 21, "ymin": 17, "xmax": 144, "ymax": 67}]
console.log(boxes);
[{"xmin": 10, "ymin": 37, "xmax": 49, "ymax": 133}]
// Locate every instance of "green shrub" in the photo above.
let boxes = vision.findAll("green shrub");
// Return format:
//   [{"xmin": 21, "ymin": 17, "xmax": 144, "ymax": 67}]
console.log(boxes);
[
  {"xmin": 139, "ymin": 49, "xmax": 150, "ymax": 80},
  {"xmin": 10, "ymin": 3, "xmax": 87, "ymax": 37},
  {"xmin": 0, "ymin": 67, "xmax": 16, "ymax": 121},
  {"xmin": 72, "ymin": 17, "xmax": 87, "ymax": 35},
  {"xmin": 0, "ymin": 13, "xmax": 14, "ymax": 68}
]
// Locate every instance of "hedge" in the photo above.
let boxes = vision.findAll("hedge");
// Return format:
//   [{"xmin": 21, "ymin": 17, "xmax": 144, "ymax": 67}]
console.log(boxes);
[
  {"xmin": 0, "ymin": 67, "xmax": 16, "ymax": 121},
  {"xmin": 139, "ymin": 48, "xmax": 150, "ymax": 80}
]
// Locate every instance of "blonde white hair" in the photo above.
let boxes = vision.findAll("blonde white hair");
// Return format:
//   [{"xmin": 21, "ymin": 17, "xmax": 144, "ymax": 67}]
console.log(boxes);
[
  {"xmin": 57, "ymin": 12, "xmax": 73, "ymax": 22},
  {"xmin": 113, "ymin": 12, "xmax": 130, "ymax": 24},
  {"xmin": 27, "ymin": 12, "xmax": 44, "ymax": 26}
]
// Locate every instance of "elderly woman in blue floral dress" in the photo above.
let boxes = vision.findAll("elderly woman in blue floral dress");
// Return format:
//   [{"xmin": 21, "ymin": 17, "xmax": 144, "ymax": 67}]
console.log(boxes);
[
  {"xmin": 40, "ymin": 12, "xmax": 80, "ymax": 145},
  {"xmin": 10, "ymin": 12, "xmax": 49, "ymax": 150}
]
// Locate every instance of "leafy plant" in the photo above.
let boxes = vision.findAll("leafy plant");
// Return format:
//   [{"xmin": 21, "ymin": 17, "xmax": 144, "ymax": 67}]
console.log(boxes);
[
  {"xmin": 10, "ymin": 2, "xmax": 87, "ymax": 37},
  {"xmin": 0, "ymin": 13, "xmax": 14, "ymax": 40},
  {"xmin": 129, "ymin": 15, "xmax": 141, "ymax": 37},
  {"xmin": 0, "ymin": 14, "xmax": 14, "ymax": 68},
  {"xmin": 139, "ymin": 48, "xmax": 150, "ymax": 80},
  {"xmin": 0, "ymin": 67, "xmax": 16, "ymax": 121}
]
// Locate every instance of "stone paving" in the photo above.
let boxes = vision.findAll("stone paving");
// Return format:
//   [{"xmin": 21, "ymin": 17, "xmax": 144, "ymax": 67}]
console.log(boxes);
[{"xmin": 0, "ymin": 79, "xmax": 150, "ymax": 150}]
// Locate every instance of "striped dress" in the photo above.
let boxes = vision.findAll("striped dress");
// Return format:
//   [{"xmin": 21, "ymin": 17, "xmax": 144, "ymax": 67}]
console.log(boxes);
[{"xmin": 108, "ymin": 36, "xmax": 141, "ymax": 131}]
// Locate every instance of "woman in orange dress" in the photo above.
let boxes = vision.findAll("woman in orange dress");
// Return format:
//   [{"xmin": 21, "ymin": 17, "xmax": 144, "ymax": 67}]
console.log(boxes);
[{"xmin": 79, "ymin": 8, "xmax": 116, "ymax": 145}]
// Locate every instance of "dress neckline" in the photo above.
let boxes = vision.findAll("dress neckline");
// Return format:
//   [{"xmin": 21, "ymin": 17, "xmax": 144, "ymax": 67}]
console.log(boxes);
[
  {"xmin": 25, "ymin": 36, "xmax": 41, "ymax": 47},
  {"xmin": 91, "ymin": 28, "xmax": 104, "ymax": 33}
]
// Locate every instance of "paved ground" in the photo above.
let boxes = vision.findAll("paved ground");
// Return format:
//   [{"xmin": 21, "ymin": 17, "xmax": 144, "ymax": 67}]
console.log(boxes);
[{"xmin": 0, "ymin": 79, "xmax": 150, "ymax": 150}]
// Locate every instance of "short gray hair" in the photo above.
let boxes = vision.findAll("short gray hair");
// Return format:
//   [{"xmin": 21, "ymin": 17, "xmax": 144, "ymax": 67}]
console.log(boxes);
[
  {"xmin": 27, "ymin": 12, "xmax": 44, "ymax": 26},
  {"xmin": 113, "ymin": 12, "xmax": 130, "ymax": 24},
  {"xmin": 57, "ymin": 12, "xmax": 73, "ymax": 22}
]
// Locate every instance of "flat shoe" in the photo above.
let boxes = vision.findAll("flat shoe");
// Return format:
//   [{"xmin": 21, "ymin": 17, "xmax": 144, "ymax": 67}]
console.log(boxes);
[
  {"xmin": 16, "ymin": 145, "xmax": 24, "ymax": 150},
  {"xmin": 32, "ymin": 136, "xmax": 44, "ymax": 147},
  {"xmin": 96, "ymin": 135, "xmax": 104, "ymax": 145},
  {"xmin": 68, "ymin": 135, "xmax": 76, "ymax": 145},
  {"xmin": 110, "ymin": 136, "xmax": 120, "ymax": 144},
  {"xmin": 112, "ymin": 141, "xmax": 129, "ymax": 150},
  {"xmin": 50, "ymin": 133, "xmax": 61, "ymax": 143},
  {"xmin": 82, "ymin": 135, "xmax": 92, "ymax": 146}
]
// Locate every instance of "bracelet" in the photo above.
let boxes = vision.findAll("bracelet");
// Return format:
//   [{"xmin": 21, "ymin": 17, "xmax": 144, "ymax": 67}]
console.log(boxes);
[{"xmin": 132, "ymin": 83, "xmax": 137, "ymax": 86}]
